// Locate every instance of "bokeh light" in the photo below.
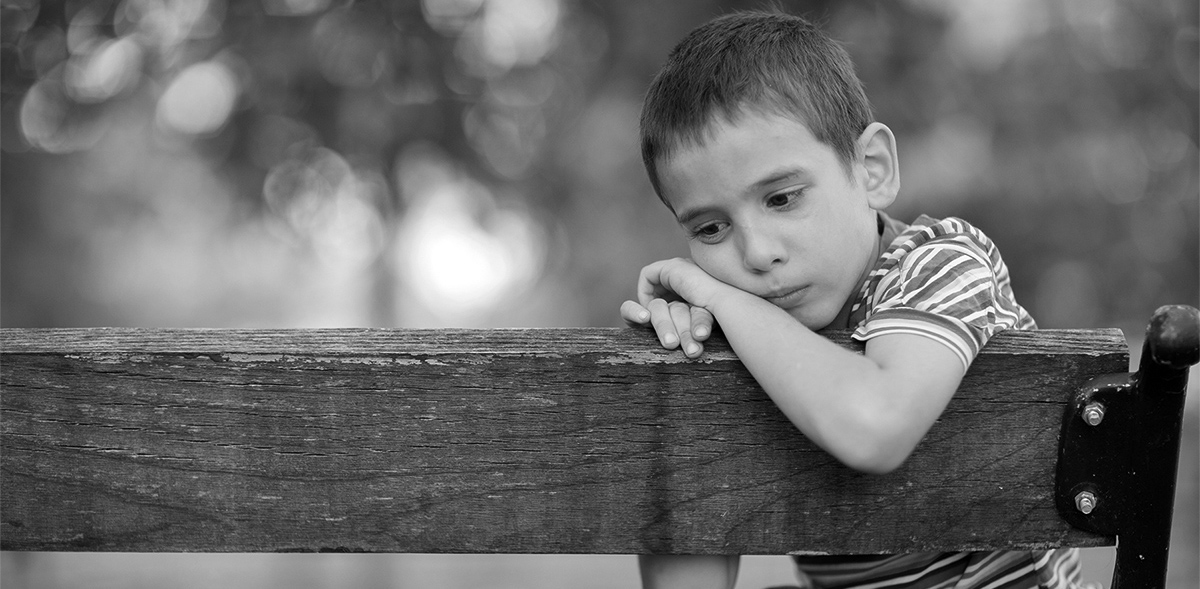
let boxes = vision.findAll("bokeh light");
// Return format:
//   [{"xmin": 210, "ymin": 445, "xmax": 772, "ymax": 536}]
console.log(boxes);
[
  {"xmin": 64, "ymin": 36, "xmax": 143, "ymax": 102},
  {"xmin": 19, "ymin": 73, "xmax": 107, "ymax": 153},
  {"xmin": 392, "ymin": 145, "xmax": 544, "ymax": 324},
  {"xmin": 156, "ymin": 60, "xmax": 238, "ymax": 135},
  {"xmin": 460, "ymin": 0, "xmax": 560, "ymax": 75}
]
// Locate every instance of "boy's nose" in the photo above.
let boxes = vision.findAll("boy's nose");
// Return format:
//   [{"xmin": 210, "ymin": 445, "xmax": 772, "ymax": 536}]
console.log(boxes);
[{"xmin": 740, "ymin": 231, "xmax": 788, "ymax": 273}]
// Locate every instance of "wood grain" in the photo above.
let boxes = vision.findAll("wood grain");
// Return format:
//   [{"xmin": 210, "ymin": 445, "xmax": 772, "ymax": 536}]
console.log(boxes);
[{"xmin": 1, "ymin": 327, "xmax": 1127, "ymax": 553}]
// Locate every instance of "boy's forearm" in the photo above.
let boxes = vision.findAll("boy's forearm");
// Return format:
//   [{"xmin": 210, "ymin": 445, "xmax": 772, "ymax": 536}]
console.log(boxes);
[
  {"xmin": 706, "ymin": 289, "xmax": 946, "ymax": 474},
  {"xmin": 707, "ymin": 290, "xmax": 873, "ymax": 444}
]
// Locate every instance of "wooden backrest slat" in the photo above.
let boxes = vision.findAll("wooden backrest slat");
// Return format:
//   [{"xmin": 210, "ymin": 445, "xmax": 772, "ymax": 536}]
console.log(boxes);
[{"xmin": 0, "ymin": 327, "xmax": 1126, "ymax": 553}]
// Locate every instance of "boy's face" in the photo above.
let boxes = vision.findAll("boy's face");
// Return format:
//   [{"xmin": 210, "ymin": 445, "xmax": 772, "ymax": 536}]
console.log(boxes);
[{"xmin": 657, "ymin": 110, "xmax": 895, "ymax": 330}]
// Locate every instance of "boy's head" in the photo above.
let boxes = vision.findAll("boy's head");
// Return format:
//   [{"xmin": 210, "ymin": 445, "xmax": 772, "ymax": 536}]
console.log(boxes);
[
  {"xmin": 639, "ymin": 11, "xmax": 899, "ymax": 331},
  {"xmin": 640, "ymin": 10, "xmax": 874, "ymax": 206}
]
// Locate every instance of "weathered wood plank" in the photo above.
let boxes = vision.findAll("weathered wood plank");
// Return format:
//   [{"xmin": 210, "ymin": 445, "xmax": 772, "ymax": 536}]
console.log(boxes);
[{"xmin": 0, "ymin": 327, "xmax": 1126, "ymax": 554}]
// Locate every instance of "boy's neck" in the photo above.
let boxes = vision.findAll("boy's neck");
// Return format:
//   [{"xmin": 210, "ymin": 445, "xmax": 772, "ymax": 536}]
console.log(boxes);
[{"xmin": 830, "ymin": 213, "xmax": 885, "ymax": 329}]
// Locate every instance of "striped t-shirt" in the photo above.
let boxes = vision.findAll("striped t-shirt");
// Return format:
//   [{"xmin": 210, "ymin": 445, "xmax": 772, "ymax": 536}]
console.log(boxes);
[
  {"xmin": 849, "ymin": 214, "xmax": 1036, "ymax": 369},
  {"xmin": 792, "ymin": 214, "xmax": 1082, "ymax": 589}
]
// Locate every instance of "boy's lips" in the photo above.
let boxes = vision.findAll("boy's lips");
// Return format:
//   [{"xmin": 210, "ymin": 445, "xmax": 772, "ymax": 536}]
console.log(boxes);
[{"xmin": 764, "ymin": 286, "xmax": 807, "ymax": 306}]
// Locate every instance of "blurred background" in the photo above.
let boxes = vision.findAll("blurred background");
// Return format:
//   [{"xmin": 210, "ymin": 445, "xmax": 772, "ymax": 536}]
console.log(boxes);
[{"xmin": 1, "ymin": 0, "xmax": 1196, "ymax": 587}]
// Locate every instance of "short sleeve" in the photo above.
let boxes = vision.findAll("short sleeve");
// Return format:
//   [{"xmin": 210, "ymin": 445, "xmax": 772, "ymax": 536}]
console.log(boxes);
[{"xmin": 852, "ymin": 233, "xmax": 1004, "ymax": 371}]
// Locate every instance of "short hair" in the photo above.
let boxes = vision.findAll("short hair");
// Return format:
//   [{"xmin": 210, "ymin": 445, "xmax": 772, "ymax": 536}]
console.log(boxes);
[{"xmin": 640, "ymin": 10, "xmax": 874, "ymax": 205}]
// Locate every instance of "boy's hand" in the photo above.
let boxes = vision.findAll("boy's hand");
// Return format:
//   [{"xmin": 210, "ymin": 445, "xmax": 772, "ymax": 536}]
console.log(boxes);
[
  {"xmin": 621, "ymin": 299, "xmax": 714, "ymax": 358},
  {"xmin": 621, "ymin": 258, "xmax": 724, "ymax": 358}
]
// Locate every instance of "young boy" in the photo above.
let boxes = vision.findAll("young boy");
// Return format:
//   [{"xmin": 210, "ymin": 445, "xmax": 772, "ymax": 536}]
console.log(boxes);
[{"xmin": 620, "ymin": 10, "xmax": 1084, "ymax": 589}]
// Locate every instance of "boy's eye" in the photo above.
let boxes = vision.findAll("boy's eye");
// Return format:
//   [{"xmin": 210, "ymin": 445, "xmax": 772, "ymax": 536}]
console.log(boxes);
[
  {"xmin": 690, "ymin": 221, "xmax": 729, "ymax": 242},
  {"xmin": 766, "ymin": 189, "xmax": 803, "ymax": 208}
]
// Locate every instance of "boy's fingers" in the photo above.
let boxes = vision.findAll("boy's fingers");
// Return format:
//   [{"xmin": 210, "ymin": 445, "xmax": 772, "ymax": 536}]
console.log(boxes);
[
  {"xmin": 620, "ymin": 300, "xmax": 651, "ymax": 326},
  {"xmin": 646, "ymin": 298, "xmax": 680, "ymax": 349},
  {"xmin": 623, "ymin": 297, "xmax": 708, "ymax": 358},
  {"xmin": 668, "ymin": 301, "xmax": 703, "ymax": 358},
  {"xmin": 690, "ymin": 306, "xmax": 714, "ymax": 341}
]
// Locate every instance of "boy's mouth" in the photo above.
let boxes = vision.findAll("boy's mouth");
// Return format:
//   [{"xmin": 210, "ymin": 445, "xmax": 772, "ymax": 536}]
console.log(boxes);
[{"xmin": 764, "ymin": 286, "xmax": 807, "ymax": 306}]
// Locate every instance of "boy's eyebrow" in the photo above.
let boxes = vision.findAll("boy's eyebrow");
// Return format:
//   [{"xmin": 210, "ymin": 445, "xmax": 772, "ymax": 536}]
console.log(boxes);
[
  {"xmin": 674, "ymin": 206, "xmax": 716, "ymax": 226},
  {"xmin": 750, "ymin": 167, "xmax": 809, "ymax": 191},
  {"xmin": 674, "ymin": 168, "xmax": 810, "ymax": 225}
]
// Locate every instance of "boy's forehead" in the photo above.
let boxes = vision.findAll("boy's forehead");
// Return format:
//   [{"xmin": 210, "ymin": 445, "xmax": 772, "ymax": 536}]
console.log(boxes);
[
  {"xmin": 668, "ymin": 105, "xmax": 814, "ymax": 155},
  {"xmin": 657, "ymin": 111, "xmax": 830, "ymax": 197}
]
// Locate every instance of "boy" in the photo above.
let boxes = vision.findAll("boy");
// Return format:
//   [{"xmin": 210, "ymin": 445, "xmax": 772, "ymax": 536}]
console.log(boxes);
[{"xmin": 620, "ymin": 10, "xmax": 1084, "ymax": 589}]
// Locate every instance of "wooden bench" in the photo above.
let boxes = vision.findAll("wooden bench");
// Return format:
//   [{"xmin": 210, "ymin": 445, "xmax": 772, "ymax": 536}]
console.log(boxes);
[{"xmin": 2, "ymin": 305, "xmax": 1196, "ymax": 589}]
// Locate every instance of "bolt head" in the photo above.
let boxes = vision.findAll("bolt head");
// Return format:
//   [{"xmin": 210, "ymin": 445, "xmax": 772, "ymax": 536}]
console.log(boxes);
[
  {"xmin": 1075, "ymin": 491, "xmax": 1097, "ymax": 515},
  {"xmin": 1082, "ymin": 403, "xmax": 1105, "ymax": 426}
]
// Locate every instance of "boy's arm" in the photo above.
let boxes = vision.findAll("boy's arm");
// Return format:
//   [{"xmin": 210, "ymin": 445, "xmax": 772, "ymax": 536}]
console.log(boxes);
[
  {"xmin": 629, "ymin": 257, "xmax": 964, "ymax": 475},
  {"xmin": 710, "ymin": 289, "xmax": 963, "ymax": 474}
]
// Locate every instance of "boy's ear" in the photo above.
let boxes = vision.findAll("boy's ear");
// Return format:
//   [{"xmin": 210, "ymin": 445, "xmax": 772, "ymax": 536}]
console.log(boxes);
[{"xmin": 856, "ymin": 122, "xmax": 899, "ymax": 209}]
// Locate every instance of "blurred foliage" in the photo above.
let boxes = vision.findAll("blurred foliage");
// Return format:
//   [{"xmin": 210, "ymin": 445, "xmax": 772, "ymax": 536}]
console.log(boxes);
[{"xmin": 1, "ymin": 0, "xmax": 1197, "ymax": 336}]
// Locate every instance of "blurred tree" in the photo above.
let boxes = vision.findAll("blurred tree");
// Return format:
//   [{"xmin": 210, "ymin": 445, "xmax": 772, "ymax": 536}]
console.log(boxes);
[{"xmin": 1, "ymin": 0, "xmax": 1195, "ymax": 333}]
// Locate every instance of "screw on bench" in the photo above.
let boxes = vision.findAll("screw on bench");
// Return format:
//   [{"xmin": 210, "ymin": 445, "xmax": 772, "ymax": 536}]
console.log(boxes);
[
  {"xmin": 1056, "ymin": 304, "xmax": 1199, "ymax": 589},
  {"xmin": 1074, "ymin": 491, "xmax": 1097, "ymax": 515},
  {"xmin": 1081, "ymin": 403, "xmax": 1105, "ymax": 426}
]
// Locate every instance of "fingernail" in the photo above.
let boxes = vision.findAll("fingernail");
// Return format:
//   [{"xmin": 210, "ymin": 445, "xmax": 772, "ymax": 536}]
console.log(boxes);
[
  {"xmin": 693, "ymin": 326, "xmax": 708, "ymax": 338},
  {"xmin": 663, "ymin": 333, "xmax": 678, "ymax": 346},
  {"xmin": 685, "ymin": 343, "xmax": 699, "ymax": 356},
  {"xmin": 638, "ymin": 311, "xmax": 650, "ymax": 322}
]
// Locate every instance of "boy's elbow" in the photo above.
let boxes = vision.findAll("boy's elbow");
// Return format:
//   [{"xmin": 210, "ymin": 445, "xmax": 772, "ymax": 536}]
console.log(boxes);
[
  {"xmin": 839, "ymin": 446, "xmax": 908, "ymax": 475},
  {"xmin": 833, "ymin": 439, "xmax": 910, "ymax": 475},
  {"xmin": 822, "ymin": 410, "xmax": 920, "ymax": 475}
]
